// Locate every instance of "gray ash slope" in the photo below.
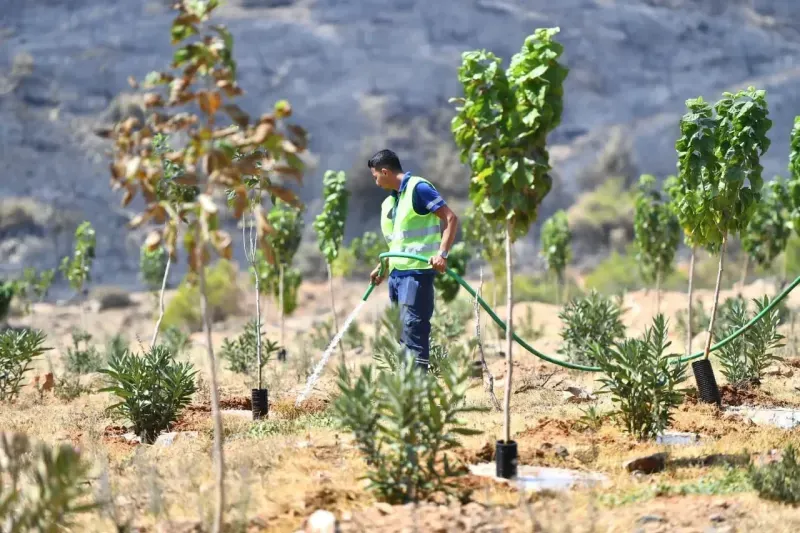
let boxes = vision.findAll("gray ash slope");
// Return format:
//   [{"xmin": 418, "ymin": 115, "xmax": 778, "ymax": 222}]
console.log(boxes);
[{"xmin": 2, "ymin": 0, "xmax": 800, "ymax": 291}]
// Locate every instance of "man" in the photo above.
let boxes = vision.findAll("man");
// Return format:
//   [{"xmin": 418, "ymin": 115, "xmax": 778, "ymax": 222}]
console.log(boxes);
[{"xmin": 367, "ymin": 149, "xmax": 459, "ymax": 370}]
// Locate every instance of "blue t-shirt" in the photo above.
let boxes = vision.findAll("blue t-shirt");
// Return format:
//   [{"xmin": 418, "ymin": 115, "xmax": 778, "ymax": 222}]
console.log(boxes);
[{"xmin": 389, "ymin": 172, "xmax": 446, "ymax": 279}]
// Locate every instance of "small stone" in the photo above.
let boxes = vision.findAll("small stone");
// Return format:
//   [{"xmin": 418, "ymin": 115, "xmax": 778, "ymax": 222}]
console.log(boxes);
[
  {"xmin": 709, "ymin": 514, "xmax": 725, "ymax": 523},
  {"xmin": 154, "ymin": 431, "xmax": 199, "ymax": 447},
  {"xmin": 637, "ymin": 514, "xmax": 666, "ymax": 524},
  {"xmin": 305, "ymin": 510, "xmax": 336, "ymax": 533},
  {"xmin": 375, "ymin": 502, "xmax": 393, "ymax": 515},
  {"xmin": 554, "ymin": 445, "xmax": 569, "ymax": 458},
  {"xmin": 624, "ymin": 453, "xmax": 667, "ymax": 474},
  {"xmin": 123, "ymin": 432, "xmax": 142, "ymax": 444}
]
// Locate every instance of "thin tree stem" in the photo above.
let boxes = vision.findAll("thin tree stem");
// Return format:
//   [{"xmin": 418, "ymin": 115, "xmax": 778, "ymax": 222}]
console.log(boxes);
[
  {"xmin": 476, "ymin": 267, "xmax": 501, "ymax": 412},
  {"xmin": 740, "ymin": 253, "xmax": 750, "ymax": 293},
  {"xmin": 503, "ymin": 222, "xmax": 514, "ymax": 444},
  {"xmin": 687, "ymin": 245, "xmax": 696, "ymax": 355},
  {"xmin": 198, "ymin": 255, "xmax": 225, "ymax": 533},
  {"xmin": 327, "ymin": 262, "xmax": 345, "ymax": 364},
  {"xmin": 279, "ymin": 263, "xmax": 285, "ymax": 349},
  {"xmin": 151, "ymin": 254, "xmax": 171, "ymax": 348},
  {"xmin": 704, "ymin": 236, "xmax": 727, "ymax": 360}
]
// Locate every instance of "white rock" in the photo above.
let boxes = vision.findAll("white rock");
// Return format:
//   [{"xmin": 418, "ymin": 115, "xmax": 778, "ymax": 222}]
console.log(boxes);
[{"xmin": 305, "ymin": 509, "xmax": 337, "ymax": 533}]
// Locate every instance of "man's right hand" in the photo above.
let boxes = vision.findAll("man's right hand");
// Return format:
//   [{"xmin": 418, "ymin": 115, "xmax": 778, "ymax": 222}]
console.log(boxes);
[{"xmin": 370, "ymin": 265, "xmax": 386, "ymax": 286}]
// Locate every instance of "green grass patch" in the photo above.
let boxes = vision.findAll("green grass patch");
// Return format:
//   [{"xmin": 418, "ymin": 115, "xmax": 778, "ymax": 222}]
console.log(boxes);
[{"xmin": 247, "ymin": 412, "xmax": 338, "ymax": 438}]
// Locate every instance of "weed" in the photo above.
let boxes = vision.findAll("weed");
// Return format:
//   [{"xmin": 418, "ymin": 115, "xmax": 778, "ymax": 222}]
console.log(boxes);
[
  {"xmin": 101, "ymin": 345, "xmax": 197, "ymax": 443},
  {"xmin": 334, "ymin": 356, "xmax": 485, "ymax": 504},
  {"xmin": 65, "ymin": 329, "xmax": 104, "ymax": 375},
  {"xmin": 0, "ymin": 329, "xmax": 50, "ymax": 402},
  {"xmin": 54, "ymin": 374, "xmax": 93, "ymax": 402},
  {"xmin": 248, "ymin": 413, "xmax": 337, "ymax": 438},
  {"xmin": 558, "ymin": 290, "xmax": 626, "ymax": 365},
  {"xmin": 592, "ymin": 315, "xmax": 687, "ymax": 440},
  {"xmin": 750, "ymin": 444, "xmax": 800, "ymax": 504},
  {"xmin": 717, "ymin": 295, "xmax": 785, "ymax": 387}
]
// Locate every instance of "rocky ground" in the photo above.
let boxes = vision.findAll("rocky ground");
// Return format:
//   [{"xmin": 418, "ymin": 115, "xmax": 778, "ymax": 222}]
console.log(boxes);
[
  {"xmin": 4, "ymin": 272, "xmax": 800, "ymax": 532},
  {"xmin": 4, "ymin": 0, "xmax": 800, "ymax": 290}
]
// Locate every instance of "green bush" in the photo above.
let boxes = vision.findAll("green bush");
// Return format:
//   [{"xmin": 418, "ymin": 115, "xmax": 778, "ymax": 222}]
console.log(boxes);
[
  {"xmin": 434, "ymin": 242, "xmax": 470, "ymax": 303},
  {"xmin": 749, "ymin": 444, "xmax": 800, "ymax": 504},
  {"xmin": 0, "ymin": 280, "xmax": 16, "ymax": 323},
  {"xmin": 592, "ymin": 315, "xmax": 687, "ymax": 440},
  {"xmin": 140, "ymin": 245, "xmax": 169, "ymax": 292},
  {"xmin": 65, "ymin": 330, "xmax": 104, "ymax": 375},
  {"xmin": 101, "ymin": 345, "xmax": 197, "ymax": 443},
  {"xmin": 162, "ymin": 260, "xmax": 241, "ymax": 331},
  {"xmin": 161, "ymin": 325, "xmax": 192, "ymax": 357},
  {"xmin": 717, "ymin": 296, "xmax": 785, "ymax": 387},
  {"xmin": 0, "ymin": 432, "xmax": 97, "ymax": 531},
  {"xmin": 485, "ymin": 272, "xmax": 583, "ymax": 305},
  {"xmin": 334, "ymin": 356, "xmax": 484, "ymax": 504},
  {"xmin": 0, "ymin": 329, "xmax": 50, "ymax": 402},
  {"xmin": 558, "ymin": 290, "xmax": 626, "ymax": 365},
  {"xmin": 220, "ymin": 319, "xmax": 278, "ymax": 375}
]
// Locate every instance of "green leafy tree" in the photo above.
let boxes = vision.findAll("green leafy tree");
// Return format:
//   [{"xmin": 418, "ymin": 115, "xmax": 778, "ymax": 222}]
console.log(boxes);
[
  {"xmin": 59, "ymin": 221, "xmax": 95, "ymax": 296},
  {"xmin": 741, "ymin": 178, "xmax": 792, "ymax": 287},
  {"xmin": 434, "ymin": 241, "xmax": 470, "ymax": 304},
  {"xmin": 787, "ymin": 116, "xmax": 800, "ymax": 242},
  {"xmin": 104, "ymin": 2, "xmax": 307, "ymax": 529},
  {"xmin": 313, "ymin": 170, "xmax": 350, "ymax": 362},
  {"xmin": 673, "ymin": 88, "xmax": 771, "ymax": 361},
  {"xmin": 633, "ymin": 174, "xmax": 680, "ymax": 312},
  {"xmin": 140, "ymin": 245, "xmax": 169, "ymax": 292},
  {"xmin": 451, "ymin": 28, "xmax": 568, "ymax": 447},
  {"xmin": 539, "ymin": 209, "xmax": 571, "ymax": 304},
  {"xmin": 342, "ymin": 231, "xmax": 388, "ymax": 275}
]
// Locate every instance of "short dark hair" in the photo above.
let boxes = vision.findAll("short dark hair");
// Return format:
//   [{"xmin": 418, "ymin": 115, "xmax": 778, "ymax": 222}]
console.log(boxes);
[{"xmin": 367, "ymin": 149, "xmax": 403, "ymax": 172}]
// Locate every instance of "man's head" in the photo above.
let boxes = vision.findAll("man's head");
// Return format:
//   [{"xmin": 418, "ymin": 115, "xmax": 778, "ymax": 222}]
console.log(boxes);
[{"xmin": 368, "ymin": 149, "xmax": 404, "ymax": 190}]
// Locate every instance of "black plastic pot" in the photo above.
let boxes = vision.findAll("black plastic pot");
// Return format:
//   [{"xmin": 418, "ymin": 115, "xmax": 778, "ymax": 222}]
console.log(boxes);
[
  {"xmin": 277, "ymin": 348, "xmax": 287, "ymax": 362},
  {"xmin": 472, "ymin": 360, "xmax": 483, "ymax": 378},
  {"xmin": 692, "ymin": 359, "xmax": 721, "ymax": 406},
  {"xmin": 252, "ymin": 388, "xmax": 269, "ymax": 420},
  {"xmin": 495, "ymin": 440, "xmax": 518, "ymax": 479}
]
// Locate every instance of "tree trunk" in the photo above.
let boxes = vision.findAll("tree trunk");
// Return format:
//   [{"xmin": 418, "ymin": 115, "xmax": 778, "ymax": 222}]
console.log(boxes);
[
  {"xmin": 279, "ymin": 263, "xmax": 285, "ymax": 349},
  {"xmin": 502, "ymin": 222, "xmax": 514, "ymax": 444},
  {"xmin": 327, "ymin": 262, "xmax": 345, "ymax": 364},
  {"xmin": 687, "ymin": 245, "xmax": 696, "ymax": 355},
  {"xmin": 703, "ymin": 236, "xmax": 728, "ymax": 360},
  {"xmin": 655, "ymin": 270, "xmax": 662, "ymax": 316},
  {"xmin": 199, "ymin": 260, "xmax": 225, "ymax": 533},
  {"xmin": 150, "ymin": 254, "xmax": 171, "ymax": 348},
  {"xmin": 254, "ymin": 264, "xmax": 263, "ymax": 390},
  {"xmin": 740, "ymin": 253, "xmax": 749, "ymax": 293}
]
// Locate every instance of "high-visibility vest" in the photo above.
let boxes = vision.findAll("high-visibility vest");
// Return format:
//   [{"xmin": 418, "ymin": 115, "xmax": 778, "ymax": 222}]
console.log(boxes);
[{"xmin": 380, "ymin": 176, "xmax": 442, "ymax": 272}]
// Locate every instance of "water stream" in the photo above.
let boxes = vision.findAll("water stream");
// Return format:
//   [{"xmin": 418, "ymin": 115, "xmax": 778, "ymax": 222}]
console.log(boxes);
[{"xmin": 295, "ymin": 300, "xmax": 367, "ymax": 406}]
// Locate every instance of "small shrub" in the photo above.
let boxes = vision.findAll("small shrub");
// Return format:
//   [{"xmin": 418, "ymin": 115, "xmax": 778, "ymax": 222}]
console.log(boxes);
[
  {"xmin": 89, "ymin": 286, "xmax": 133, "ymax": 311},
  {"xmin": 433, "ymin": 242, "xmax": 470, "ymax": 303},
  {"xmin": 749, "ymin": 444, "xmax": 800, "ymax": 504},
  {"xmin": 0, "ymin": 329, "xmax": 49, "ymax": 402},
  {"xmin": 54, "ymin": 374, "xmax": 93, "ymax": 402},
  {"xmin": 161, "ymin": 325, "xmax": 192, "ymax": 357},
  {"xmin": 162, "ymin": 260, "xmax": 241, "ymax": 331},
  {"xmin": 140, "ymin": 245, "xmax": 169, "ymax": 292},
  {"xmin": 674, "ymin": 298, "xmax": 711, "ymax": 343},
  {"xmin": 105, "ymin": 334, "xmax": 129, "ymax": 361},
  {"xmin": 219, "ymin": 319, "xmax": 278, "ymax": 375},
  {"xmin": 717, "ymin": 296, "xmax": 785, "ymax": 387},
  {"xmin": 101, "ymin": 344, "xmax": 197, "ymax": 443},
  {"xmin": 65, "ymin": 329, "xmax": 104, "ymax": 375},
  {"xmin": 558, "ymin": 290, "xmax": 626, "ymax": 365},
  {"xmin": 592, "ymin": 315, "xmax": 687, "ymax": 440},
  {"xmin": 334, "ymin": 356, "xmax": 484, "ymax": 504},
  {"xmin": 0, "ymin": 432, "xmax": 97, "ymax": 531},
  {"xmin": 0, "ymin": 280, "xmax": 16, "ymax": 323}
]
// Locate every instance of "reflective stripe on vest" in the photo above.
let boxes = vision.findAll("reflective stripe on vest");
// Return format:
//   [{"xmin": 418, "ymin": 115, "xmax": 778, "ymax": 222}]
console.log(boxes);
[{"xmin": 380, "ymin": 176, "xmax": 441, "ymax": 272}]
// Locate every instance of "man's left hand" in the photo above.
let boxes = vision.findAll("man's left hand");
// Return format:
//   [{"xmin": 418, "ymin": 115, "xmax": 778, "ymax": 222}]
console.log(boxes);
[{"xmin": 429, "ymin": 254, "xmax": 447, "ymax": 273}]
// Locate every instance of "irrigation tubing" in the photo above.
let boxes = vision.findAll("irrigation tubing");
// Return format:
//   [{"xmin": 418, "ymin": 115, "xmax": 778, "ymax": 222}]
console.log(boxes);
[{"xmin": 360, "ymin": 251, "xmax": 800, "ymax": 373}]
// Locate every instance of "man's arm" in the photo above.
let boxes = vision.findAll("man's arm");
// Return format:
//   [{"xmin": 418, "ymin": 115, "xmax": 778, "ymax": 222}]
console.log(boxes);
[{"xmin": 433, "ymin": 205, "xmax": 458, "ymax": 255}]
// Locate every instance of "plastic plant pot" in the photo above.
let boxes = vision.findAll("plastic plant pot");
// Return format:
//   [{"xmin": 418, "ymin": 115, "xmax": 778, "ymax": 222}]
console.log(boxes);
[
  {"xmin": 277, "ymin": 348, "xmax": 287, "ymax": 362},
  {"xmin": 252, "ymin": 388, "xmax": 269, "ymax": 420},
  {"xmin": 692, "ymin": 359, "xmax": 721, "ymax": 407},
  {"xmin": 472, "ymin": 360, "xmax": 483, "ymax": 378},
  {"xmin": 496, "ymin": 440, "xmax": 518, "ymax": 479}
]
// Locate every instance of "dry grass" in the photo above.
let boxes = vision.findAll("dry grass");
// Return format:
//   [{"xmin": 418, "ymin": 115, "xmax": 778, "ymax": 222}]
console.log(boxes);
[{"xmin": 5, "ymin": 274, "xmax": 800, "ymax": 532}]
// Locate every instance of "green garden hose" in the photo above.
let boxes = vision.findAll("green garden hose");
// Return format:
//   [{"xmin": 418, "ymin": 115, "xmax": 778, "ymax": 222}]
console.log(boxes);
[{"xmin": 360, "ymin": 251, "xmax": 800, "ymax": 372}]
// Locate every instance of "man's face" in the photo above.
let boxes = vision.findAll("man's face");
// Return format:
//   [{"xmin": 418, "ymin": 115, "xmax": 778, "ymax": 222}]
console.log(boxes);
[{"xmin": 371, "ymin": 167, "xmax": 391, "ymax": 189}]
